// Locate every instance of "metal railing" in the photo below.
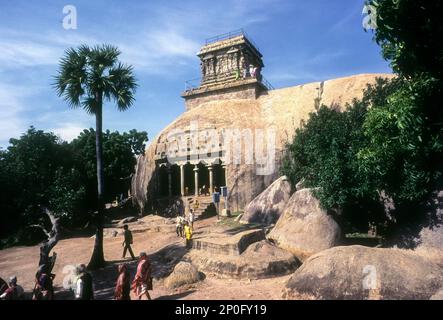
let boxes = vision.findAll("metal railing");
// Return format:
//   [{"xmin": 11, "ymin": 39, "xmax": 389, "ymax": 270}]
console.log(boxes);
[
  {"xmin": 204, "ymin": 29, "xmax": 260, "ymax": 52},
  {"xmin": 185, "ymin": 78, "xmax": 201, "ymax": 91},
  {"xmin": 261, "ymin": 77, "xmax": 275, "ymax": 90}
]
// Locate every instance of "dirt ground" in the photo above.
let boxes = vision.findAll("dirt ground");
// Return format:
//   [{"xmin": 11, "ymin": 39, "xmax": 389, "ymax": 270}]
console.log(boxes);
[{"xmin": 0, "ymin": 216, "xmax": 289, "ymax": 300}]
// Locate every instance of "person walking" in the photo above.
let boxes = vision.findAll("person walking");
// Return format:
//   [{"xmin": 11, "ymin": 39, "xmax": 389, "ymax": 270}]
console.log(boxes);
[
  {"xmin": 122, "ymin": 224, "xmax": 135, "ymax": 259},
  {"xmin": 193, "ymin": 199, "xmax": 200, "ymax": 213},
  {"xmin": 184, "ymin": 221, "xmax": 193, "ymax": 250},
  {"xmin": 176, "ymin": 214, "xmax": 184, "ymax": 237},
  {"xmin": 188, "ymin": 209, "xmax": 195, "ymax": 230},
  {"xmin": 75, "ymin": 264, "xmax": 94, "ymax": 300},
  {"xmin": 114, "ymin": 263, "xmax": 131, "ymax": 300},
  {"xmin": 132, "ymin": 252, "xmax": 152, "ymax": 300}
]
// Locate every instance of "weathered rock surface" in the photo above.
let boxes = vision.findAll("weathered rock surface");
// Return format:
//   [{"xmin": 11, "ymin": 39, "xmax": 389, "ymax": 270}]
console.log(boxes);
[
  {"xmin": 268, "ymin": 188, "xmax": 341, "ymax": 260},
  {"xmin": 240, "ymin": 176, "xmax": 292, "ymax": 225},
  {"xmin": 186, "ymin": 240, "xmax": 299, "ymax": 279},
  {"xmin": 117, "ymin": 216, "xmax": 138, "ymax": 226},
  {"xmin": 285, "ymin": 245, "xmax": 443, "ymax": 300},
  {"xmin": 191, "ymin": 229, "xmax": 265, "ymax": 255},
  {"xmin": 430, "ymin": 289, "xmax": 443, "ymax": 300},
  {"xmin": 132, "ymin": 74, "xmax": 394, "ymax": 214},
  {"xmin": 164, "ymin": 262, "xmax": 201, "ymax": 289},
  {"xmin": 413, "ymin": 190, "xmax": 443, "ymax": 252}
]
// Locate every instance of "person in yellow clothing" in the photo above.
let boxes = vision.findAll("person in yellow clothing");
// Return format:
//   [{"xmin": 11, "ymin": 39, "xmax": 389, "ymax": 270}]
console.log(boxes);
[
  {"xmin": 184, "ymin": 221, "xmax": 193, "ymax": 249},
  {"xmin": 193, "ymin": 199, "xmax": 199, "ymax": 212}
]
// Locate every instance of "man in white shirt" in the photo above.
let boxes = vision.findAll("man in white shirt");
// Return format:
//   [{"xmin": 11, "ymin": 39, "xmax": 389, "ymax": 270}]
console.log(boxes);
[
  {"xmin": 176, "ymin": 214, "xmax": 184, "ymax": 238},
  {"xmin": 188, "ymin": 210, "xmax": 195, "ymax": 230}
]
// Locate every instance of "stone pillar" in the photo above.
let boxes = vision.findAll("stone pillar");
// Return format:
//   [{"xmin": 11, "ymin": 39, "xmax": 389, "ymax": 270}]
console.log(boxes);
[
  {"xmin": 180, "ymin": 165, "xmax": 185, "ymax": 197},
  {"xmin": 222, "ymin": 164, "xmax": 228, "ymax": 187},
  {"xmin": 194, "ymin": 165, "xmax": 199, "ymax": 196},
  {"xmin": 208, "ymin": 165, "xmax": 214, "ymax": 194},
  {"xmin": 167, "ymin": 167, "xmax": 172, "ymax": 197}
]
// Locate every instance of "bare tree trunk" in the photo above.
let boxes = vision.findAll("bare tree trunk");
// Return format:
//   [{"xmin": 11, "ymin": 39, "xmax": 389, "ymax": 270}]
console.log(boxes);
[
  {"xmin": 38, "ymin": 208, "xmax": 61, "ymax": 272},
  {"xmin": 88, "ymin": 93, "xmax": 106, "ymax": 270}
]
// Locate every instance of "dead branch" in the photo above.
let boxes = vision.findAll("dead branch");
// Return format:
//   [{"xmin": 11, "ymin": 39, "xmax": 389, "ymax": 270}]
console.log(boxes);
[{"xmin": 38, "ymin": 208, "xmax": 61, "ymax": 270}]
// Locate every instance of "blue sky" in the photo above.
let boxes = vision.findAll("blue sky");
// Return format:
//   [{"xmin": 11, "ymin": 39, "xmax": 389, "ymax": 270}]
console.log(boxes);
[{"xmin": 0, "ymin": 0, "xmax": 391, "ymax": 148}]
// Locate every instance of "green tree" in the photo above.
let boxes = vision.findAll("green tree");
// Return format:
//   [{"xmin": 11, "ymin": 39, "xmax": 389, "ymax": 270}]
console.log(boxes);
[
  {"xmin": 281, "ymin": 78, "xmax": 401, "ymax": 231},
  {"xmin": 70, "ymin": 128, "xmax": 147, "ymax": 204},
  {"xmin": 0, "ymin": 127, "xmax": 70, "ymax": 242},
  {"xmin": 54, "ymin": 44, "xmax": 138, "ymax": 269},
  {"xmin": 362, "ymin": 0, "xmax": 443, "ymax": 230},
  {"xmin": 370, "ymin": 0, "xmax": 443, "ymax": 80}
]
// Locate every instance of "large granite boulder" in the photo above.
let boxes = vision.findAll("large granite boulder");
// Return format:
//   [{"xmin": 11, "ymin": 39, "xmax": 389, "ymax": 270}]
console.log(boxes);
[
  {"xmin": 164, "ymin": 261, "xmax": 201, "ymax": 289},
  {"xmin": 268, "ymin": 188, "xmax": 341, "ymax": 260},
  {"xmin": 186, "ymin": 240, "xmax": 300, "ymax": 279},
  {"xmin": 240, "ymin": 176, "xmax": 292, "ymax": 225},
  {"xmin": 285, "ymin": 245, "xmax": 443, "ymax": 300}
]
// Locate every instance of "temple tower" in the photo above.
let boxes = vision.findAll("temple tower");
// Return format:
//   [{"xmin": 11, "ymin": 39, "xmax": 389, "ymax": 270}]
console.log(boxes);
[{"xmin": 182, "ymin": 29, "xmax": 272, "ymax": 110}]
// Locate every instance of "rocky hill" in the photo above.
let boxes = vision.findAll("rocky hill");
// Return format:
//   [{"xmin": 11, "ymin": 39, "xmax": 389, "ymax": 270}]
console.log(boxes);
[{"xmin": 131, "ymin": 73, "xmax": 394, "ymax": 214}]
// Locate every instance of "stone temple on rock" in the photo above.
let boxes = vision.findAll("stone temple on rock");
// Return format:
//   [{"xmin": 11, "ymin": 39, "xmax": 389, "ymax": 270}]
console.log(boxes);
[{"xmin": 131, "ymin": 29, "xmax": 392, "ymax": 217}]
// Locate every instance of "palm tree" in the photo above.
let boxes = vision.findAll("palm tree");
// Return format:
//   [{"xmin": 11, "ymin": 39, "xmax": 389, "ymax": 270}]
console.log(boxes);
[{"xmin": 54, "ymin": 44, "xmax": 137, "ymax": 269}]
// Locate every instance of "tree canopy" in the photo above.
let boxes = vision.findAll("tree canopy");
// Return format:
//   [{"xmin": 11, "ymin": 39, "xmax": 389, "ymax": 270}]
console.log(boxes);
[
  {"xmin": 0, "ymin": 127, "xmax": 147, "ymax": 248},
  {"xmin": 283, "ymin": 0, "xmax": 443, "ymax": 237}
]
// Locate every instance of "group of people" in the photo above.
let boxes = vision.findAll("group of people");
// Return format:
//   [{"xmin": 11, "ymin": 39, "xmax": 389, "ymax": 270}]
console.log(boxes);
[
  {"xmin": 115, "ymin": 252, "xmax": 152, "ymax": 300},
  {"xmin": 2, "ymin": 202, "xmax": 200, "ymax": 301},
  {"xmin": 1, "ymin": 252, "xmax": 152, "ymax": 300},
  {"xmin": 237, "ymin": 63, "xmax": 260, "ymax": 80},
  {"xmin": 175, "ymin": 200, "xmax": 197, "ymax": 249}
]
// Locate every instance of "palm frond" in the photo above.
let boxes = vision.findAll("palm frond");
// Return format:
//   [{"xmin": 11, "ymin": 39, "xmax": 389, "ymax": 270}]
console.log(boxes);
[
  {"xmin": 81, "ymin": 96, "xmax": 99, "ymax": 115},
  {"xmin": 54, "ymin": 44, "xmax": 137, "ymax": 113},
  {"xmin": 106, "ymin": 62, "xmax": 138, "ymax": 111},
  {"xmin": 53, "ymin": 46, "xmax": 88, "ymax": 108}
]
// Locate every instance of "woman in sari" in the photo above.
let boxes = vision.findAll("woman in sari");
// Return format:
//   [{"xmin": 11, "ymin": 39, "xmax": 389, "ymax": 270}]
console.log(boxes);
[
  {"xmin": 131, "ymin": 252, "xmax": 152, "ymax": 300},
  {"xmin": 114, "ymin": 263, "xmax": 131, "ymax": 300}
]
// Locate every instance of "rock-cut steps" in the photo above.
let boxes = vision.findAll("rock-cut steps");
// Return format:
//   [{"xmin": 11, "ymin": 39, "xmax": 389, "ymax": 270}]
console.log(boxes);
[{"xmin": 186, "ymin": 196, "xmax": 217, "ymax": 220}]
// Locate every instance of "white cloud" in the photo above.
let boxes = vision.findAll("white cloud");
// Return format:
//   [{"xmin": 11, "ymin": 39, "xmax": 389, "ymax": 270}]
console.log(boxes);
[
  {"xmin": 0, "ymin": 0, "xmax": 282, "ymax": 75},
  {"xmin": 51, "ymin": 123, "xmax": 85, "ymax": 142},
  {"xmin": 0, "ymin": 0, "xmax": 283, "ymax": 147}
]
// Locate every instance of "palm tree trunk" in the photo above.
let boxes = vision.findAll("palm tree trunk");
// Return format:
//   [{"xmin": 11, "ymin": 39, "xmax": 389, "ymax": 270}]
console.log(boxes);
[{"xmin": 88, "ymin": 92, "xmax": 106, "ymax": 269}]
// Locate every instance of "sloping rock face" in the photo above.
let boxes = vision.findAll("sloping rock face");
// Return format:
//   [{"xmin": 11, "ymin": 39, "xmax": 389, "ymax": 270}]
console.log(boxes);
[
  {"xmin": 132, "ymin": 74, "xmax": 393, "ymax": 214},
  {"xmin": 240, "ymin": 176, "xmax": 292, "ymax": 225},
  {"xmin": 268, "ymin": 188, "xmax": 341, "ymax": 260},
  {"xmin": 186, "ymin": 240, "xmax": 300, "ymax": 279},
  {"xmin": 164, "ymin": 261, "xmax": 201, "ymax": 289},
  {"xmin": 285, "ymin": 245, "xmax": 443, "ymax": 300}
]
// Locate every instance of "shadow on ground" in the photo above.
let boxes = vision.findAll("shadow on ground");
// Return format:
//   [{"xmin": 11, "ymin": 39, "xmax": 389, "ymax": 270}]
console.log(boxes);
[
  {"xmin": 155, "ymin": 290, "xmax": 196, "ymax": 300},
  {"xmin": 223, "ymin": 223, "xmax": 262, "ymax": 235}
]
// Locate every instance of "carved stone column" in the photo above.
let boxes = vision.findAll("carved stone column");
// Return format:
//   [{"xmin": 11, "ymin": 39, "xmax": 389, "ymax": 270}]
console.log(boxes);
[
  {"xmin": 194, "ymin": 165, "xmax": 199, "ymax": 196},
  {"xmin": 167, "ymin": 166, "xmax": 172, "ymax": 197},
  {"xmin": 222, "ymin": 164, "xmax": 228, "ymax": 188},
  {"xmin": 208, "ymin": 165, "xmax": 214, "ymax": 194},
  {"xmin": 180, "ymin": 164, "xmax": 185, "ymax": 196}
]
